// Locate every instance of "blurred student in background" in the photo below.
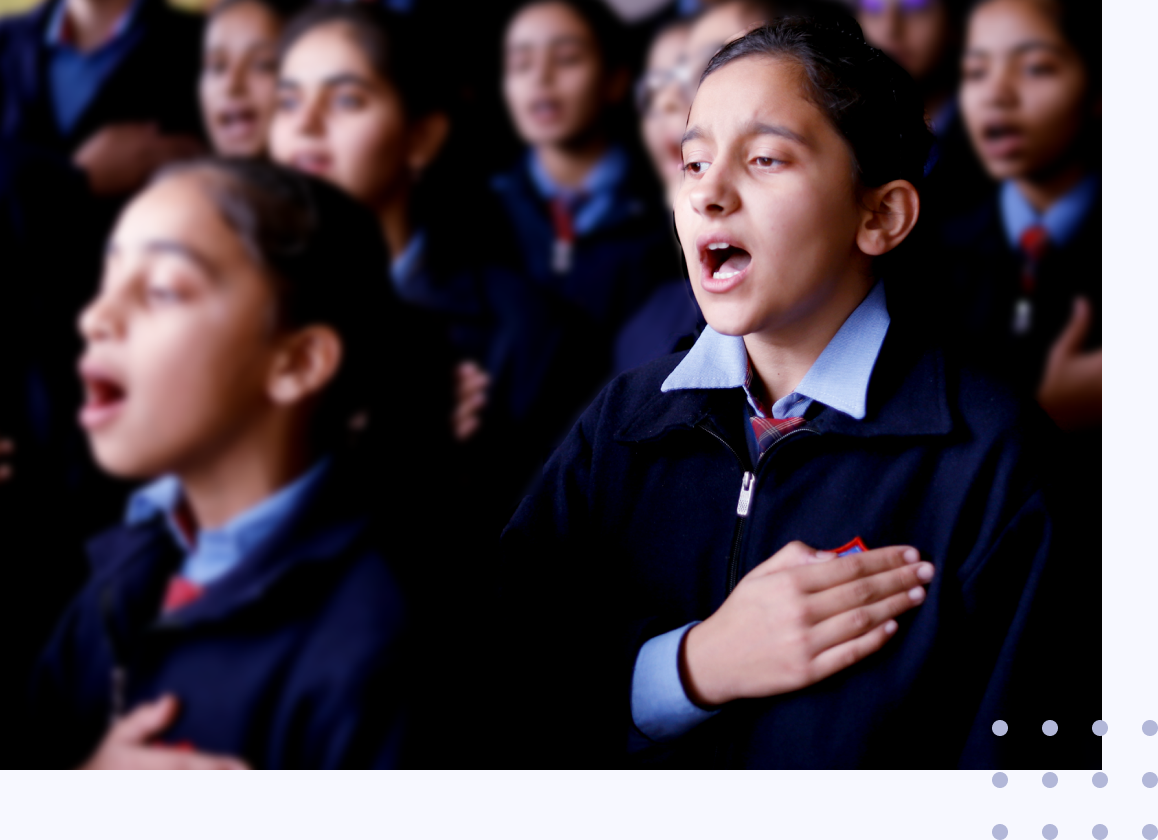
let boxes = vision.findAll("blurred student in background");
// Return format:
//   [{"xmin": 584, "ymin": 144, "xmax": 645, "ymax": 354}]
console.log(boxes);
[
  {"xmin": 32, "ymin": 160, "xmax": 410, "ymax": 769},
  {"xmin": 0, "ymin": 0, "xmax": 205, "ymax": 766},
  {"xmin": 613, "ymin": 16, "xmax": 702, "ymax": 375},
  {"xmin": 856, "ymin": 0, "xmax": 989, "ymax": 216},
  {"xmin": 269, "ymin": 4, "xmax": 498, "ymax": 764},
  {"xmin": 946, "ymin": 0, "xmax": 1100, "ymax": 431},
  {"xmin": 200, "ymin": 0, "xmax": 307, "ymax": 159},
  {"xmin": 938, "ymin": 0, "xmax": 1101, "ymax": 742},
  {"xmin": 271, "ymin": 4, "xmax": 489, "ymax": 447},
  {"xmin": 485, "ymin": 0, "xmax": 678, "ymax": 515}
]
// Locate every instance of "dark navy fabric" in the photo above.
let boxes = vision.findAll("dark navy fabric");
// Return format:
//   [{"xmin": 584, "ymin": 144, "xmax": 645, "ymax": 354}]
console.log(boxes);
[
  {"xmin": 613, "ymin": 278, "xmax": 703, "ymax": 377},
  {"xmin": 30, "ymin": 464, "xmax": 409, "ymax": 769},
  {"xmin": 498, "ymin": 307, "xmax": 1097, "ymax": 769}
]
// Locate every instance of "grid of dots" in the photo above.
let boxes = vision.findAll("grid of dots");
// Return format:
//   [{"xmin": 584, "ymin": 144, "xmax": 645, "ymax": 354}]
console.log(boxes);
[{"xmin": 985, "ymin": 719, "xmax": 1158, "ymax": 837}]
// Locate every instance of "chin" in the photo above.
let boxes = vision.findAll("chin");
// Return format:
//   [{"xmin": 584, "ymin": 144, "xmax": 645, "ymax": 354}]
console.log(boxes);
[{"xmin": 88, "ymin": 437, "xmax": 170, "ymax": 481}]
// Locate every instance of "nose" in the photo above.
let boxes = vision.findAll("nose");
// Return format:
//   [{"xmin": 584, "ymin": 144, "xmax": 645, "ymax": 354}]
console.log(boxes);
[
  {"xmin": 687, "ymin": 158, "xmax": 739, "ymax": 218},
  {"xmin": 225, "ymin": 59, "xmax": 247, "ymax": 98},
  {"xmin": 983, "ymin": 61, "xmax": 1018, "ymax": 109},
  {"xmin": 291, "ymin": 91, "xmax": 325, "ymax": 138},
  {"xmin": 78, "ymin": 289, "xmax": 120, "ymax": 344}
]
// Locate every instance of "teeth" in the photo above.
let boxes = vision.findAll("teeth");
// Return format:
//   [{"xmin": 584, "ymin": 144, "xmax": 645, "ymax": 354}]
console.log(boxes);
[
  {"xmin": 707, "ymin": 242, "xmax": 730, "ymax": 250},
  {"xmin": 713, "ymin": 270, "xmax": 739, "ymax": 279}
]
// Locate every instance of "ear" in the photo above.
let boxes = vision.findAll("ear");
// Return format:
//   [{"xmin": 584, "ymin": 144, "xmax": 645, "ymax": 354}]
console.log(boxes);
[
  {"xmin": 266, "ymin": 325, "xmax": 343, "ymax": 408},
  {"xmin": 856, "ymin": 179, "xmax": 920, "ymax": 257},
  {"xmin": 406, "ymin": 111, "xmax": 450, "ymax": 178}
]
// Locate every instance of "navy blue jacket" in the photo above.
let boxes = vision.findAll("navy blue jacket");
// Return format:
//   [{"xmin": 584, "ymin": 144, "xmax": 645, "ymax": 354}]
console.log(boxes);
[
  {"xmin": 476, "ymin": 159, "xmax": 678, "ymax": 495},
  {"xmin": 29, "ymin": 464, "xmax": 409, "ymax": 769},
  {"xmin": 498, "ymin": 317, "xmax": 1097, "ymax": 769}
]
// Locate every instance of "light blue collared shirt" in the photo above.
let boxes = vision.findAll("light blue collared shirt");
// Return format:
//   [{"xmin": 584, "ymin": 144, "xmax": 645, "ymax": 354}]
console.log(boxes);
[
  {"xmin": 633, "ymin": 281, "xmax": 891, "ymax": 743},
  {"xmin": 527, "ymin": 145, "xmax": 629, "ymax": 237},
  {"xmin": 999, "ymin": 174, "xmax": 1100, "ymax": 252},
  {"xmin": 390, "ymin": 228, "xmax": 427, "ymax": 297},
  {"xmin": 126, "ymin": 460, "xmax": 330, "ymax": 587},
  {"xmin": 45, "ymin": 0, "xmax": 145, "ymax": 134}
]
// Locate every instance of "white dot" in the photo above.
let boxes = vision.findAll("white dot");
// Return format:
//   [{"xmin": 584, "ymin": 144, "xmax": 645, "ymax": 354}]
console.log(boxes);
[
  {"xmin": 993, "ymin": 719, "xmax": 1009, "ymax": 736},
  {"xmin": 1043, "ymin": 719, "xmax": 1059, "ymax": 736}
]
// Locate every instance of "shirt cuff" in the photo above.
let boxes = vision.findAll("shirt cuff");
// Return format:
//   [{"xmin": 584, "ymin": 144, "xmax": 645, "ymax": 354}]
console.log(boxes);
[{"xmin": 631, "ymin": 621, "xmax": 721, "ymax": 742}]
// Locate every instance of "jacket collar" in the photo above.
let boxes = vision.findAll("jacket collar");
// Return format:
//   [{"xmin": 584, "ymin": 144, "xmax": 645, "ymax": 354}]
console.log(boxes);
[
  {"xmin": 616, "ymin": 317, "xmax": 953, "ymax": 445},
  {"xmin": 87, "ymin": 458, "xmax": 370, "ymax": 631}
]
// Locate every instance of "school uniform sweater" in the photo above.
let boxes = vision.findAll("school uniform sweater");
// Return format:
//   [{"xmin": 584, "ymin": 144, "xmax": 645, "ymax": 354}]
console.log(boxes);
[
  {"xmin": 29, "ymin": 462, "xmax": 409, "ymax": 770},
  {"xmin": 497, "ymin": 288, "xmax": 1097, "ymax": 769}
]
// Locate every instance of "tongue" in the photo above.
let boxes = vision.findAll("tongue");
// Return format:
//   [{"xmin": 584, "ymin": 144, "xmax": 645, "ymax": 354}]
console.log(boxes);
[{"xmin": 720, "ymin": 250, "xmax": 751, "ymax": 273}]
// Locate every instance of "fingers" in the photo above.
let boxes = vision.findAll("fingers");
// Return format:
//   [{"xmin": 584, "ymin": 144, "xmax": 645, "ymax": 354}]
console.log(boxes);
[
  {"xmin": 749, "ymin": 541, "xmax": 836, "ymax": 577},
  {"xmin": 796, "ymin": 545, "xmax": 921, "ymax": 592},
  {"xmin": 452, "ymin": 361, "xmax": 489, "ymax": 442},
  {"xmin": 0, "ymin": 439, "xmax": 12, "ymax": 483},
  {"xmin": 806, "ymin": 582, "xmax": 925, "ymax": 654},
  {"xmin": 0, "ymin": 438, "xmax": 13, "ymax": 455},
  {"xmin": 1052, "ymin": 296, "xmax": 1091, "ymax": 360},
  {"xmin": 808, "ymin": 618, "xmax": 899, "ymax": 684},
  {"xmin": 111, "ymin": 695, "xmax": 179, "ymax": 744},
  {"xmin": 806, "ymin": 559, "xmax": 934, "ymax": 624}
]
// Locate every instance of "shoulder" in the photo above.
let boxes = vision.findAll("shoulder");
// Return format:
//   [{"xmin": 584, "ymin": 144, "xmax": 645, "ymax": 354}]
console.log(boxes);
[{"xmin": 939, "ymin": 191, "xmax": 1003, "ymax": 250}]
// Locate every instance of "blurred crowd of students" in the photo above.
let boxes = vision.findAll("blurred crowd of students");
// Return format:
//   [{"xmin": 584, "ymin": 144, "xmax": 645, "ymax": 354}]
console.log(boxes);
[{"xmin": 0, "ymin": 0, "xmax": 1100, "ymax": 768}]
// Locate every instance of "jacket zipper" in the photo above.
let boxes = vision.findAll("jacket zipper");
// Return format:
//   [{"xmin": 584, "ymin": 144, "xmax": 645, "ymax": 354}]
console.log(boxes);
[
  {"xmin": 100, "ymin": 586, "xmax": 127, "ymax": 722},
  {"xmin": 698, "ymin": 422, "xmax": 816, "ymax": 596}
]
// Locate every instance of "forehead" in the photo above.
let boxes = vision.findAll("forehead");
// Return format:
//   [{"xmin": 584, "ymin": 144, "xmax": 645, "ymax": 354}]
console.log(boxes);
[
  {"xmin": 688, "ymin": 56, "xmax": 830, "ymax": 143},
  {"xmin": 647, "ymin": 26, "xmax": 688, "ymax": 72},
  {"xmin": 506, "ymin": 2, "xmax": 593, "ymax": 48},
  {"xmin": 968, "ymin": 0, "xmax": 1066, "ymax": 50},
  {"xmin": 283, "ymin": 23, "xmax": 374, "ymax": 78},
  {"xmin": 208, "ymin": 2, "xmax": 279, "ymax": 44},
  {"xmin": 115, "ymin": 174, "xmax": 241, "ymax": 258}
]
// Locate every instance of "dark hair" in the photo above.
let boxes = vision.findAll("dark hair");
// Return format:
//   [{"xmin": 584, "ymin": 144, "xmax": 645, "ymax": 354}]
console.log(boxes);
[
  {"xmin": 209, "ymin": 0, "xmax": 309, "ymax": 25},
  {"xmin": 152, "ymin": 158, "xmax": 388, "ymax": 448},
  {"xmin": 506, "ymin": 0, "xmax": 629, "ymax": 70},
  {"xmin": 279, "ymin": 4, "xmax": 446, "ymax": 117},
  {"xmin": 702, "ymin": 14, "xmax": 934, "ymax": 192}
]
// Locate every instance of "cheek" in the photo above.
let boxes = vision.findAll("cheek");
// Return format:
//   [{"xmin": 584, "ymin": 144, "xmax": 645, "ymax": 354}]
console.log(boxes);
[{"xmin": 338, "ymin": 116, "xmax": 407, "ymax": 196}]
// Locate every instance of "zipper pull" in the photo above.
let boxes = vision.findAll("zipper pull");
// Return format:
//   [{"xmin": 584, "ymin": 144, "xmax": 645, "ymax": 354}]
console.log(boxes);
[{"xmin": 736, "ymin": 471, "xmax": 755, "ymax": 517}]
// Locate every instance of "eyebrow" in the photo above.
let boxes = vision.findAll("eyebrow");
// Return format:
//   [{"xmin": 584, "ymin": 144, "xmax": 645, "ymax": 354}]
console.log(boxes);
[
  {"xmin": 681, "ymin": 120, "xmax": 808, "ymax": 148},
  {"xmin": 145, "ymin": 240, "xmax": 218, "ymax": 276},
  {"xmin": 506, "ymin": 34, "xmax": 589, "ymax": 54},
  {"xmin": 277, "ymin": 72, "xmax": 374, "ymax": 90},
  {"xmin": 965, "ymin": 40, "xmax": 1066, "ymax": 58}
]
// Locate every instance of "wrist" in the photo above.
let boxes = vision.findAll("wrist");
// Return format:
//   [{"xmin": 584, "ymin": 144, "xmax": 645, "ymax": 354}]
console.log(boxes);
[{"xmin": 679, "ymin": 621, "xmax": 730, "ymax": 709}]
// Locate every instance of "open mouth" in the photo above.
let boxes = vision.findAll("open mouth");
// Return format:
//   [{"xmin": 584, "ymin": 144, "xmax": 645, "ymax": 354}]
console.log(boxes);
[
  {"xmin": 702, "ymin": 241, "xmax": 753, "ymax": 280},
  {"xmin": 79, "ymin": 366, "xmax": 127, "ymax": 430},
  {"xmin": 979, "ymin": 122, "xmax": 1025, "ymax": 157},
  {"xmin": 528, "ymin": 99, "xmax": 563, "ymax": 121},
  {"xmin": 290, "ymin": 151, "xmax": 332, "ymax": 176},
  {"xmin": 216, "ymin": 106, "xmax": 259, "ymax": 137}
]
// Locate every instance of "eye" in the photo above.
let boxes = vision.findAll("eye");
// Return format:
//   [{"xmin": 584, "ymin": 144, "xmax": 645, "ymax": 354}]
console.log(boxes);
[
  {"xmin": 684, "ymin": 160, "xmax": 710, "ymax": 175},
  {"xmin": 753, "ymin": 156, "xmax": 781, "ymax": 168},
  {"xmin": 332, "ymin": 92, "xmax": 365, "ymax": 111},
  {"xmin": 275, "ymin": 90, "xmax": 299, "ymax": 112},
  {"xmin": 145, "ymin": 284, "xmax": 184, "ymax": 306},
  {"xmin": 1025, "ymin": 62, "xmax": 1057, "ymax": 78}
]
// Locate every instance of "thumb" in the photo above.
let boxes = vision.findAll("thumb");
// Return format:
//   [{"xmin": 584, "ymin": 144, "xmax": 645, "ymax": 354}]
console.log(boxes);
[
  {"xmin": 112, "ymin": 695, "xmax": 179, "ymax": 744},
  {"xmin": 751, "ymin": 540, "xmax": 835, "ymax": 577},
  {"xmin": 1053, "ymin": 297, "xmax": 1091, "ymax": 359}
]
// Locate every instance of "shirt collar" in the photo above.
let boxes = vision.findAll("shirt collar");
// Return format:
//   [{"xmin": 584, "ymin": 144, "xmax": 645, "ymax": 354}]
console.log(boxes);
[
  {"xmin": 390, "ymin": 228, "xmax": 426, "ymax": 293},
  {"xmin": 45, "ymin": 0, "xmax": 142, "ymax": 50},
  {"xmin": 660, "ymin": 280, "xmax": 891, "ymax": 421},
  {"xmin": 999, "ymin": 173, "xmax": 1100, "ymax": 250},
  {"xmin": 126, "ymin": 459, "xmax": 331, "ymax": 572},
  {"xmin": 527, "ymin": 144, "xmax": 629, "ymax": 203}
]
